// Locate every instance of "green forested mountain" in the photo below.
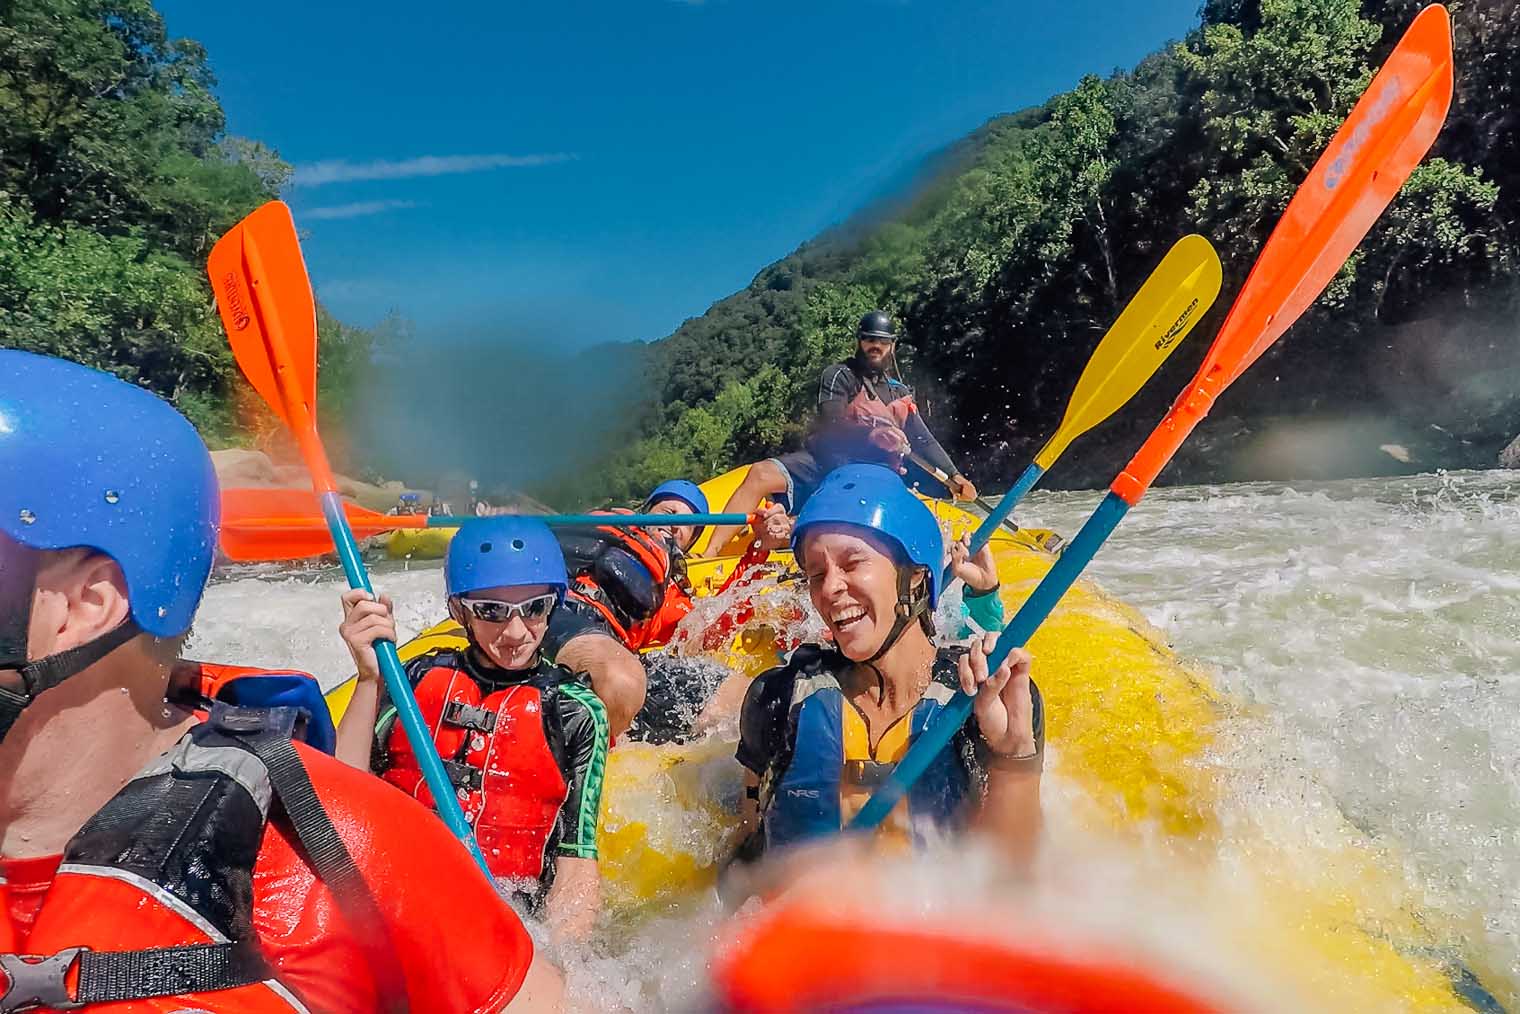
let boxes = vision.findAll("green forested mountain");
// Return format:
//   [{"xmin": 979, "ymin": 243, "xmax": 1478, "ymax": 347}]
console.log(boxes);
[
  {"xmin": 601, "ymin": 0, "xmax": 1518, "ymax": 499},
  {"xmin": 0, "ymin": 0, "xmax": 381, "ymax": 449},
  {"xmin": 4, "ymin": 0, "xmax": 1515, "ymax": 504}
]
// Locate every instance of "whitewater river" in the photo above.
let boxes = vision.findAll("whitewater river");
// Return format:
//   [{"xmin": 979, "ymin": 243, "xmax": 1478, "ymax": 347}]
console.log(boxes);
[{"xmin": 194, "ymin": 470, "xmax": 1519, "ymax": 1012}]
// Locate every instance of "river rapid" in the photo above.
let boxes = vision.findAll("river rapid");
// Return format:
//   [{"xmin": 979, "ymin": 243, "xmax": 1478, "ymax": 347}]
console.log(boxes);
[{"xmin": 193, "ymin": 469, "xmax": 1519, "ymax": 1012}]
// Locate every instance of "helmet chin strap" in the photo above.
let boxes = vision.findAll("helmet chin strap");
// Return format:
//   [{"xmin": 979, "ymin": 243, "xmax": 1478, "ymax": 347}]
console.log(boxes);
[{"xmin": 862, "ymin": 567, "xmax": 932, "ymax": 666}]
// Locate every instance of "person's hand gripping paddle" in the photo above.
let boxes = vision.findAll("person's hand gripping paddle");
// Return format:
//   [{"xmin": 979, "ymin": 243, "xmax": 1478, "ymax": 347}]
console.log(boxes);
[
  {"xmin": 207, "ymin": 201, "xmax": 491, "ymax": 876},
  {"xmin": 945, "ymin": 234, "xmax": 1222, "ymax": 589},
  {"xmin": 852, "ymin": 3, "xmax": 1454, "ymax": 831}
]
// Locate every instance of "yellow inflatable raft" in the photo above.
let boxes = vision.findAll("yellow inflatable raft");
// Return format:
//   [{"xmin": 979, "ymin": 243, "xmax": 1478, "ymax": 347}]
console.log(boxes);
[
  {"xmin": 384, "ymin": 526, "xmax": 456, "ymax": 559},
  {"xmin": 334, "ymin": 467, "xmax": 1498, "ymax": 1011}
]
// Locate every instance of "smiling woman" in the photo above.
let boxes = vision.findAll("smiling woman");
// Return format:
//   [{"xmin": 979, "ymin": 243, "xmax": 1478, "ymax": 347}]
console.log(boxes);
[{"xmin": 731, "ymin": 464, "xmax": 1044, "ymax": 869}]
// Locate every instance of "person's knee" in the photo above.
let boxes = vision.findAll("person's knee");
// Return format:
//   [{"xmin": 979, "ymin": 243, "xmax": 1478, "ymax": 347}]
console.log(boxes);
[
  {"xmin": 746, "ymin": 460, "xmax": 786, "ymax": 494},
  {"xmin": 558, "ymin": 633, "xmax": 646, "ymax": 735}
]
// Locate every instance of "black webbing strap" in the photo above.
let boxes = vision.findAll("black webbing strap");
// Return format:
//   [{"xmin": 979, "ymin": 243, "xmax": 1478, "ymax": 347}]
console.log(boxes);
[
  {"xmin": 0, "ymin": 944, "xmax": 265, "ymax": 1012},
  {"xmin": 241, "ymin": 731, "xmax": 411, "ymax": 1014},
  {"xmin": 15, "ymin": 620, "xmax": 141, "ymax": 700},
  {"xmin": 78, "ymin": 943, "xmax": 268, "ymax": 1004},
  {"xmin": 1, "ymin": 619, "xmax": 141, "ymax": 744}
]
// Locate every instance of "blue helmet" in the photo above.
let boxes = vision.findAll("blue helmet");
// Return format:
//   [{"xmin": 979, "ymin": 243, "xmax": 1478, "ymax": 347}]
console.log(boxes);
[
  {"xmin": 445, "ymin": 516, "xmax": 567, "ymax": 600},
  {"xmin": 791, "ymin": 464, "xmax": 944, "ymax": 607},
  {"xmin": 0, "ymin": 350, "xmax": 219, "ymax": 638},
  {"xmin": 643, "ymin": 479, "xmax": 709, "ymax": 516}
]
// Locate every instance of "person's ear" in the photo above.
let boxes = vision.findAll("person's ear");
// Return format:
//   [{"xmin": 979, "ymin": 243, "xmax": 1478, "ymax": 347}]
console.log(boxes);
[{"xmin": 33, "ymin": 551, "xmax": 131, "ymax": 656}]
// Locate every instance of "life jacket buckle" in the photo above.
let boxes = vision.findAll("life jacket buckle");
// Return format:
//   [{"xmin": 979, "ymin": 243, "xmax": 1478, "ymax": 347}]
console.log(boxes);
[
  {"xmin": 842, "ymin": 759, "xmax": 894, "ymax": 788},
  {"xmin": 0, "ymin": 947, "xmax": 86, "ymax": 1012},
  {"xmin": 208, "ymin": 701, "xmax": 302, "ymax": 741},
  {"xmin": 441, "ymin": 758, "xmax": 484, "ymax": 792},
  {"xmin": 442, "ymin": 699, "xmax": 497, "ymax": 734}
]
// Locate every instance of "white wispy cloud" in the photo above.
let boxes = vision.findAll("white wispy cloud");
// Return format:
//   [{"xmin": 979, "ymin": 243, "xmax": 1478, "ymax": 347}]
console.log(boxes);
[
  {"xmin": 292, "ymin": 152, "xmax": 576, "ymax": 187},
  {"xmin": 303, "ymin": 199, "xmax": 419, "ymax": 221}
]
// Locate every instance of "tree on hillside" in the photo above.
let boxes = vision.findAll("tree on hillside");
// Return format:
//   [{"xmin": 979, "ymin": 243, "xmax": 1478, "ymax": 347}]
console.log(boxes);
[
  {"xmin": 606, "ymin": 0, "xmax": 1517, "ymax": 498},
  {"xmin": 0, "ymin": 0, "xmax": 384, "ymax": 456}
]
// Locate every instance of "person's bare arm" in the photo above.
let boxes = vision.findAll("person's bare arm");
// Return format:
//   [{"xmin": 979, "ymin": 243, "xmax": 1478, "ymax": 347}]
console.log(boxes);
[
  {"xmin": 502, "ymin": 951, "xmax": 565, "ymax": 1013},
  {"xmin": 958, "ymin": 636, "xmax": 1043, "ymax": 868},
  {"xmin": 334, "ymin": 588, "xmax": 395, "ymax": 770},
  {"xmin": 552, "ymin": 632, "xmax": 645, "ymax": 737},
  {"xmin": 545, "ymin": 856, "xmax": 601, "ymax": 944}
]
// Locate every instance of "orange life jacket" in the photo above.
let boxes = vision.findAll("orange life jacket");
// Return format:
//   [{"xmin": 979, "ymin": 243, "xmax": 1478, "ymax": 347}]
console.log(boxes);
[
  {"xmin": 560, "ymin": 510, "xmax": 673, "ymax": 643},
  {"xmin": 0, "ymin": 699, "xmax": 405, "ymax": 1013},
  {"xmin": 382, "ymin": 662, "xmax": 568, "ymax": 883},
  {"xmin": 630, "ymin": 581, "xmax": 694, "ymax": 651}
]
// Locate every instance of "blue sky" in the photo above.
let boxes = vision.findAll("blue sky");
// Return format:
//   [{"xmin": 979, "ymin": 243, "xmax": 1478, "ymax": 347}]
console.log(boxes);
[{"xmin": 160, "ymin": 0, "xmax": 1202, "ymax": 347}]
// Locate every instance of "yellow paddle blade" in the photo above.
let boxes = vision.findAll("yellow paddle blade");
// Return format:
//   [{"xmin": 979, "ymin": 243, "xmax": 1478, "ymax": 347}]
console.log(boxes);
[{"xmin": 1032, "ymin": 234, "xmax": 1222, "ymax": 471}]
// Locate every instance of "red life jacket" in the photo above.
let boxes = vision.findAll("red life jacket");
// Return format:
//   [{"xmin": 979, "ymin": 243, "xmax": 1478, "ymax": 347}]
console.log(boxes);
[
  {"xmin": 712, "ymin": 903, "xmax": 1224, "ymax": 1014},
  {"xmin": 382, "ymin": 662, "xmax": 568, "ymax": 883},
  {"xmin": 0, "ymin": 701, "xmax": 406, "ymax": 1013},
  {"xmin": 844, "ymin": 372, "xmax": 916, "ymax": 430},
  {"xmin": 630, "ymin": 582, "xmax": 694, "ymax": 651}
]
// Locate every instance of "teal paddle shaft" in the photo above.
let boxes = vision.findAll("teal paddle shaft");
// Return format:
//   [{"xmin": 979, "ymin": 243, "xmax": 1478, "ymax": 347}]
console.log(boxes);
[
  {"xmin": 416, "ymin": 511, "xmax": 748, "ymax": 528},
  {"xmin": 320, "ymin": 491, "xmax": 493, "ymax": 877},
  {"xmin": 940, "ymin": 462, "xmax": 1046, "ymax": 589},
  {"xmin": 851, "ymin": 491, "xmax": 1130, "ymax": 830}
]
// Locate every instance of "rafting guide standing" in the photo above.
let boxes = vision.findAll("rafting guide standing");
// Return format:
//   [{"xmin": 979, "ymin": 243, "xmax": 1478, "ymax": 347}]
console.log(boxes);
[{"xmin": 704, "ymin": 310, "xmax": 978, "ymax": 556}]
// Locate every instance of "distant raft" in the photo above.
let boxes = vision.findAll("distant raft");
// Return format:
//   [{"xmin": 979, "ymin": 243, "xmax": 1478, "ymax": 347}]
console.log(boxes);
[{"xmin": 384, "ymin": 526, "xmax": 456, "ymax": 559}]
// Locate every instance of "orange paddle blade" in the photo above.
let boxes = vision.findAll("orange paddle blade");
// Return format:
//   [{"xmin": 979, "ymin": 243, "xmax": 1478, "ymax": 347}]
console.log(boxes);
[
  {"xmin": 207, "ymin": 201, "xmax": 319, "ymax": 434},
  {"xmin": 219, "ymin": 487, "xmax": 424, "ymax": 562},
  {"xmin": 1114, "ymin": 4, "xmax": 1453, "ymax": 502}
]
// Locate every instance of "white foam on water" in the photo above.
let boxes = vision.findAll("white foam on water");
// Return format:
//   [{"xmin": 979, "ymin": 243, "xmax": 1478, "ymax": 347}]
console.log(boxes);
[{"xmin": 1021, "ymin": 469, "xmax": 1520, "ymax": 1000}]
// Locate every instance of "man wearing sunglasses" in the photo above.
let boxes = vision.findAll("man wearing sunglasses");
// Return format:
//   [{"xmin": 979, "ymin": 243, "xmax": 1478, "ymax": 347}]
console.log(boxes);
[
  {"xmin": 336, "ymin": 517, "xmax": 608, "ymax": 945},
  {"xmin": 703, "ymin": 310, "xmax": 977, "ymax": 557}
]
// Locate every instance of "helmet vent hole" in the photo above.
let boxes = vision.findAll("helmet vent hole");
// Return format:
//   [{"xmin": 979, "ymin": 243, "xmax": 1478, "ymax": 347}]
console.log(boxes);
[
  {"xmin": 511, "ymin": 538, "xmax": 525, "ymax": 550},
  {"xmin": 104, "ymin": 490, "xmax": 121, "ymax": 505},
  {"xmin": 480, "ymin": 541, "xmax": 493, "ymax": 553},
  {"xmin": 842, "ymin": 482, "xmax": 856, "ymax": 491},
  {"xmin": 18, "ymin": 509, "xmax": 36, "ymax": 525}
]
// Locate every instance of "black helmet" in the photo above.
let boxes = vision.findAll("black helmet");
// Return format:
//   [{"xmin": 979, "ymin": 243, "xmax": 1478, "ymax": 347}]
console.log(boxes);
[{"xmin": 857, "ymin": 310, "xmax": 898, "ymax": 342}]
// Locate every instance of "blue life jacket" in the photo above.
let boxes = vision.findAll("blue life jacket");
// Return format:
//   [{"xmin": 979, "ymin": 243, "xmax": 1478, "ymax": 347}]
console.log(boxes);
[{"xmin": 748, "ymin": 646, "xmax": 985, "ymax": 851}]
